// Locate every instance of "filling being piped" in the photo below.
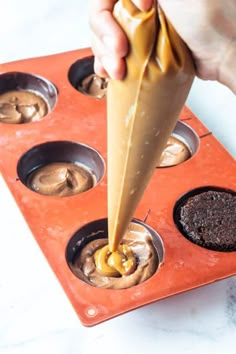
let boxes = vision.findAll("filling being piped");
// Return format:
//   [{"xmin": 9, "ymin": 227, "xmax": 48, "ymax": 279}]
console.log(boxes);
[
  {"xmin": 71, "ymin": 0, "xmax": 194, "ymax": 288},
  {"xmin": 71, "ymin": 222, "xmax": 158, "ymax": 289},
  {"xmin": 94, "ymin": 243, "xmax": 137, "ymax": 277},
  {"xmin": 107, "ymin": 2, "xmax": 195, "ymax": 253}
]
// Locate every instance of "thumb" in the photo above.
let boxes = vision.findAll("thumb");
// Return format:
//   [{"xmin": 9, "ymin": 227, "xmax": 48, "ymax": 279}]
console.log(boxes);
[{"xmin": 132, "ymin": 0, "xmax": 154, "ymax": 11}]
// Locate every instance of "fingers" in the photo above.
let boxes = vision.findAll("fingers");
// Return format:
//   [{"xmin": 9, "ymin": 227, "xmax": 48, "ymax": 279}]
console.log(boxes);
[
  {"xmin": 132, "ymin": 0, "xmax": 154, "ymax": 11},
  {"xmin": 93, "ymin": 50, "xmax": 126, "ymax": 80},
  {"xmin": 89, "ymin": 0, "xmax": 154, "ymax": 79},
  {"xmin": 89, "ymin": 0, "xmax": 128, "ymax": 79},
  {"xmin": 94, "ymin": 56, "xmax": 108, "ymax": 78}
]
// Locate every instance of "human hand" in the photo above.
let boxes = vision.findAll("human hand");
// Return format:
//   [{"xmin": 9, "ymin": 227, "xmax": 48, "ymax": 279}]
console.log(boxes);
[
  {"xmin": 158, "ymin": 0, "xmax": 236, "ymax": 94},
  {"xmin": 89, "ymin": 0, "xmax": 236, "ymax": 93},
  {"xmin": 89, "ymin": 0, "xmax": 129, "ymax": 80}
]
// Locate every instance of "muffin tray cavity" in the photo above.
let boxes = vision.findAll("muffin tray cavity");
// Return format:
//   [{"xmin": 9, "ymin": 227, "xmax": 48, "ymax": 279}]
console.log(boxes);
[
  {"xmin": 0, "ymin": 72, "xmax": 57, "ymax": 124},
  {"xmin": 0, "ymin": 48, "xmax": 235, "ymax": 326},
  {"xmin": 66, "ymin": 218, "xmax": 165, "ymax": 286},
  {"xmin": 17, "ymin": 141, "xmax": 105, "ymax": 196}
]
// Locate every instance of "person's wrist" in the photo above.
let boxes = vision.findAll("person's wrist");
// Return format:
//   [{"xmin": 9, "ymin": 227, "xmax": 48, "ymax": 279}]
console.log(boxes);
[{"xmin": 218, "ymin": 40, "xmax": 236, "ymax": 94}]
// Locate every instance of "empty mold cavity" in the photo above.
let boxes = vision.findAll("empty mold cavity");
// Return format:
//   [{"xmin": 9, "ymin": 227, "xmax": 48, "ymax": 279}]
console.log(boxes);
[
  {"xmin": 66, "ymin": 218, "xmax": 165, "ymax": 289},
  {"xmin": 68, "ymin": 56, "xmax": 108, "ymax": 99},
  {"xmin": 173, "ymin": 186, "xmax": 236, "ymax": 252},
  {"xmin": 157, "ymin": 120, "xmax": 199, "ymax": 167},
  {"xmin": 0, "ymin": 72, "xmax": 57, "ymax": 124},
  {"xmin": 17, "ymin": 141, "xmax": 105, "ymax": 197}
]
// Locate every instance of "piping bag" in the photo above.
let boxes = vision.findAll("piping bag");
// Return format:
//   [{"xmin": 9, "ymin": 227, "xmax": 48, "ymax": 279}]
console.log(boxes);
[{"xmin": 107, "ymin": 0, "xmax": 195, "ymax": 252}]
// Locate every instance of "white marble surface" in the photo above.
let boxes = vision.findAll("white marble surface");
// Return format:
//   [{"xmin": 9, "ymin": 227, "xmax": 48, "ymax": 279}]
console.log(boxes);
[{"xmin": 0, "ymin": 1, "xmax": 236, "ymax": 353}]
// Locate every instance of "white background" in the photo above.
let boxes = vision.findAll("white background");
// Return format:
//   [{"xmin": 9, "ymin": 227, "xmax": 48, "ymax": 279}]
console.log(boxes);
[{"xmin": 0, "ymin": 1, "xmax": 235, "ymax": 353}]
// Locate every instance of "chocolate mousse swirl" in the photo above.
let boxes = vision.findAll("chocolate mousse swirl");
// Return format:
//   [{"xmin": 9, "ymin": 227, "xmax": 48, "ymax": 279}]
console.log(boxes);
[
  {"xmin": 157, "ymin": 136, "xmax": 191, "ymax": 167},
  {"xmin": 0, "ymin": 103, "xmax": 23, "ymax": 124},
  {"xmin": 71, "ymin": 223, "xmax": 159, "ymax": 289},
  {"xmin": 0, "ymin": 90, "xmax": 48, "ymax": 124},
  {"xmin": 79, "ymin": 74, "xmax": 108, "ymax": 98},
  {"xmin": 27, "ymin": 162, "xmax": 95, "ymax": 196}
]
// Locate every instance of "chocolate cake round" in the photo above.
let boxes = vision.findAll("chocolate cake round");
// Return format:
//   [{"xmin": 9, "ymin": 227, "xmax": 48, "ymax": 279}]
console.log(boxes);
[{"xmin": 179, "ymin": 190, "xmax": 236, "ymax": 251}]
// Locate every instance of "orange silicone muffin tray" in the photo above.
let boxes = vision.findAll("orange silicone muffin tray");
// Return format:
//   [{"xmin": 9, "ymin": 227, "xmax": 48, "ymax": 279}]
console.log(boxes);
[{"xmin": 0, "ymin": 48, "xmax": 235, "ymax": 326}]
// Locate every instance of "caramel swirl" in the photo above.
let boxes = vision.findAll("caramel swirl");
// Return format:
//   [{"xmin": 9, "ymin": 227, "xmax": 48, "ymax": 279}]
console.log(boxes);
[
  {"xmin": 27, "ymin": 162, "xmax": 94, "ymax": 196},
  {"xmin": 0, "ymin": 90, "xmax": 48, "ymax": 124},
  {"xmin": 71, "ymin": 222, "xmax": 159, "ymax": 289},
  {"xmin": 94, "ymin": 244, "xmax": 136, "ymax": 277}
]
